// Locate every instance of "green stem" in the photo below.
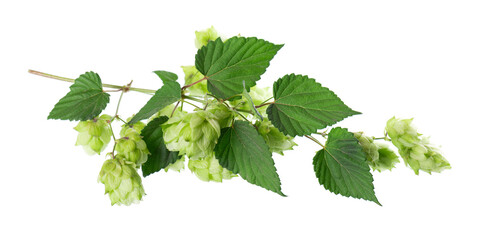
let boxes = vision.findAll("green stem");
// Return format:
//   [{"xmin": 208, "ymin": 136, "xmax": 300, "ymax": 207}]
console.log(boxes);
[
  {"xmin": 182, "ymin": 77, "xmax": 206, "ymax": 89},
  {"xmin": 170, "ymin": 101, "xmax": 181, "ymax": 118},
  {"xmin": 182, "ymin": 100, "xmax": 201, "ymax": 109},
  {"xmin": 28, "ymin": 69, "xmax": 156, "ymax": 94},
  {"xmin": 305, "ymin": 135, "xmax": 325, "ymax": 148},
  {"xmin": 255, "ymin": 101, "xmax": 274, "ymax": 108},
  {"xmin": 182, "ymin": 95, "xmax": 206, "ymax": 104},
  {"xmin": 114, "ymin": 91, "xmax": 125, "ymax": 117}
]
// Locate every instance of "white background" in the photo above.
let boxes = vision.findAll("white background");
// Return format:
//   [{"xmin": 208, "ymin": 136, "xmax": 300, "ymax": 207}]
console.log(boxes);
[{"xmin": 1, "ymin": 1, "xmax": 476, "ymax": 239}]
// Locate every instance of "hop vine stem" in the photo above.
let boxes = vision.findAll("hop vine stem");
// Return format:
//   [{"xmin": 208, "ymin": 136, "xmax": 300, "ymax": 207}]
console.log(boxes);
[{"xmin": 28, "ymin": 70, "xmax": 156, "ymax": 94}]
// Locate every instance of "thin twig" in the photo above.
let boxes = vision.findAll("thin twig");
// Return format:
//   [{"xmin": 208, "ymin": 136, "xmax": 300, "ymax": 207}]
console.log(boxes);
[{"xmin": 28, "ymin": 69, "xmax": 156, "ymax": 94}]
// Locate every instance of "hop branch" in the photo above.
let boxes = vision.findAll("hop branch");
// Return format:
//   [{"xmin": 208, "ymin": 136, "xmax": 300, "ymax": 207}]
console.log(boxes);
[{"xmin": 29, "ymin": 27, "xmax": 450, "ymax": 206}]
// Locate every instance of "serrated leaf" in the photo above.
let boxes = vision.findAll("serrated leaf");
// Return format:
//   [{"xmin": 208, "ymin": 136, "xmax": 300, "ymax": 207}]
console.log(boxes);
[
  {"xmin": 267, "ymin": 74, "xmax": 359, "ymax": 137},
  {"xmin": 140, "ymin": 116, "xmax": 181, "ymax": 177},
  {"xmin": 48, "ymin": 71, "xmax": 110, "ymax": 121},
  {"xmin": 313, "ymin": 127, "xmax": 380, "ymax": 205},
  {"xmin": 214, "ymin": 121, "xmax": 284, "ymax": 196},
  {"xmin": 153, "ymin": 70, "xmax": 178, "ymax": 82},
  {"xmin": 195, "ymin": 36, "xmax": 283, "ymax": 99},
  {"xmin": 242, "ymin": 81, "xmax": 263, "ymax": 121},
  {"xmin": 129, "ymin": 72, "xmax": 181, "ymax": 124}
]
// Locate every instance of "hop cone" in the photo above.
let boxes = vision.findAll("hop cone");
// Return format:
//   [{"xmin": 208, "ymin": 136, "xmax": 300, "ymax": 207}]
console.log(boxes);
[
  {"xmin": 257, "ymin": 119, "xmax": 296, "ymax": 155},
  {"xmin": 162, "ymin": 110, "xmax": 221, "ymax": 160},
  {"xmin": 386, "ymin": 117, "xmax": 451, "ymax": 174},
  {"xmin": 74, "ymin": 114, "xmax": 112, "ymax": 155},
  {"xmin": 116, "ymin": 128, "xmax": 149, "ymax": 168},
  {"xmin": 98, "ymin": 156, "xmax": 145, "ymax": 206},
  {"xmin": 206, "ymin": 103, "xmax": 233, "ymax": 128},
  {"xmin": 120, "ymin": 116, "xmax": 145, "ymax": 137},
  {"xmin": 164, "ymin": 155, "xmax": 186, "ymax": 172},
  {"xmin": 194, "ymin": 26, "xmax": 220, "ymax": 49},
  {"xmin": 354, "ymin": 132, "xmax": 399, "ymax": 172},
  {"xmin": 188, "ymin": 154, "xmax": 236, "ymax": 182}
]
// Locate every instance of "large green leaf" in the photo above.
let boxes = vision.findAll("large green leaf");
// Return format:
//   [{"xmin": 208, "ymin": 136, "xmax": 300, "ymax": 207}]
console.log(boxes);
[
  {"xmin": 129, "ymin": 71, "xmax": 181, "ymax": 124},
  {"xmin": 48, "ymin": 71, "xmax": 110, "ymax": 121},
  {"xmin": 267, "ymin": 74, "xmax": 360, "ymax": 137},
  {"xmin": 313, "ymin": 127, "xmax": 380, "ymax": 205},
  {"xmin": 141, "ymin": 116, "xmax": 181, "ymax": 177},
  {"xmin": 214, "ymin": 121, "xmax": 285, "ymax": 196},
  {"xmin": 195, "ymin": 37, "xmax": 283, "ymax": 99}
]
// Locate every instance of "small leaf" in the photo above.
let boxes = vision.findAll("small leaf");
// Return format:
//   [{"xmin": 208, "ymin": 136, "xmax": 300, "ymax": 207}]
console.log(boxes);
[
  {"xmin": 214, "ymin": 121, "xmax": 285, "ymax": 196},
  {"xmin": 153, "ymin": 70, "xmax": 178, "ymax": 82},
  {"xmin": 267, "ymin": 74, "xmax": 359, "ymax": 137},
  {"xmin": 242, "ymin": 81, "xmax": 263, "ymax": 120},
  {"xmin": 48, "ymin": 71, "xmax": 110, "ymax": 121},
  {"xmin": 313, "ymin": 127, "xmax": 380, "ymax": 205},
  {"xmin": 140, "ymin": 116, "xmax": 181, "ymax": 177},
  {"xmin": 195, "ymin": 37, "xmax": 283, "ymax": 99},
  {"xmin": 129, "ymin": 72, "xmax": 181, "ymax": 124}
]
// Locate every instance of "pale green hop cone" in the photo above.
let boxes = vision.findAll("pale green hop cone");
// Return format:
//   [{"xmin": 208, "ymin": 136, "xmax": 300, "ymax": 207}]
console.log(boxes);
[
  {"xmin": 74, "ymin": 114, "xmax": 112, "ymax": 155},
  {"xmin": 164, "ymin": 155, "xmax": 186, "ymax": 172},
  {"xmin": 188, "ymin": 154, "xmax": 236, "ymax": 182},
  {"xmin": 257, "ymin": 119, "xmax": 296, "ymax": 155},
  {"xmin": 195, "ymin": 26, "xmax": 220, "ymax": 49},
  {"xmin": 116, "ymin": 128, "xmax": 149, "ymax": 168},
  {"xmin": 162, "ymin": 110, "xmax": 221, "ymax": 160},
  {"xmin": 98, "ymin": 156, "xmax": 145, "ymax": 206},
  {"xmin": 354, "ymin": 132, "xmax": 399, "ymax": 172},
  {"xmin": 385, "ymin": 117, "xmax": 451, "ymax": 174},
  {"xmin": 120, "ymin": 116, "xmax": 146, "ymax": 137}
]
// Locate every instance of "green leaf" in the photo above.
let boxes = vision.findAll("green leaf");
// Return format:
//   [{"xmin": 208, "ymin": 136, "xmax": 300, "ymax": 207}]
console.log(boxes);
[
  {"xmin": 242, "ymin": 81, "xmax": 263, "ymax": 121},
  {"xmin": 195, "ymin": 36, "xmax": 283, "ymax": 99},
  {"xmin": 267, "ymin": 74, "xmax": 360, "ymax": 137},
  {"xmin": 129, "ymin": 72, "xmax": 181, "ymax": 124},
  {"xmin": 313, "ymin": 127, "xmax": 380, "ymax": 205},
  {"xmin": 153, "ymin": 70, "xmax": 178, "ymax": 82},
  {"xmin": 140, "ymin": 116, "xmax": 181, "ymax": 177},
  {"xmin": 48, "ymin": 71, "xmax": 110, "ymax": 121},
  {"xmin": 214, "ymin": 121, "xmax": 285, "ymax": 196}
]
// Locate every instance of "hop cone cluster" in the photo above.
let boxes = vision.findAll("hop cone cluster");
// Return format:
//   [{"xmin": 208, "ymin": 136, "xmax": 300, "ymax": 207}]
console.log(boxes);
[
  {"xmin": 162, "ymin": 110, "xmax": 221, "ymax": 160},
  {"xmin": 354, "ymin": 132, "xmax": 399, "ymax": 172},
  {"xmin": 385, "ymin": 117, "xmax": 451, "ymax": 174},
  {"xmin": 74, "ymin": 114, "xmax": 112, "ymax": 155},
  {"xmin": 98, "ymin": 156, "xmax": 145, "ymax": 206}
]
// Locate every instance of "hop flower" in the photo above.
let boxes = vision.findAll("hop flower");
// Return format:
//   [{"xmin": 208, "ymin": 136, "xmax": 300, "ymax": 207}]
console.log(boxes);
[
  {"xmin": 98, "ymin": 156, "xmax": 145, "ymax": 206},
  {"xmin": 386, "ymin": 117, "xmax": 451, "ymax": 174},
  {"xmin": 120, "ymin": 116, "xmax": 145, "ymax": 137},
  {"xmin": 207, "ymin": 103, "xmax": 234, "ymax": 128},
  {"xmin": 164, "ymin": 155, "xmax": 186, "ymax": 172},
  {"xmin": 116, "ymin": 128, "xmax": 149, "ymax": 168},
  {"xmin": 188, "ymin": 154, "xmax": 236, "ymax": 182},
  {"xmin": 74, "ymin": 114, "xmax": 113, "ymax": 155},
  {"xmin": 257, "ymin": 119, "xmax": 296, "ymax": 155},
  {"xmin": 194, "ymin": 26, "xmax": 220, "ymax": 49},
  {"xmin": 162, "ymin": 110, "xmax": 221, "ymax": 160},
  {"xmin": 354, "ymin": 132, "xmax": 399, "ymax": 172}
]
